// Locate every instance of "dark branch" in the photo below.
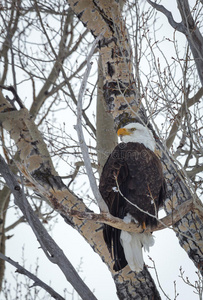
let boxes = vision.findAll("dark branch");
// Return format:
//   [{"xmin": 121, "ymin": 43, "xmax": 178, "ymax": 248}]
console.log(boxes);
[
  {"xmin": 0, "ymin": 154, "xmax": 98, "ymax": 300},
  {"xmin": 0, "ymin": 252, "xmax": 65, "ymax": 300},
  {"xmin": 147, "ymin": 0, "xmax": 186, "ymax": 33},
  {"xmin": 0, "ymin": 85, "xmax": 24, "ymax": 109}
]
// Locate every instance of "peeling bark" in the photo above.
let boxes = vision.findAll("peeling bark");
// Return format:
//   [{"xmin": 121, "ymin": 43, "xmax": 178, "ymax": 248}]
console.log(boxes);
[
  {"xmin": 60, "ymin": 198, "xmax": 195, "ymax": 233},
  {"xmin": 158, "ymin": 138, "xmax": 203, "ymax": 275}
]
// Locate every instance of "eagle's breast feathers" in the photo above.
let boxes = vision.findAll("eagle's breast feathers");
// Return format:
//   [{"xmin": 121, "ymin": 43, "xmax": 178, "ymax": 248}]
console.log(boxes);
[{"xmin": 100, "ymin": 142, "xmax": 165, "ymax": 226}]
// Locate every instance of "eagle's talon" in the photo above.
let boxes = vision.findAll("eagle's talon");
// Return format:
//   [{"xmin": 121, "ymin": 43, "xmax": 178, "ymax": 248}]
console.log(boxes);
[{"xmin": 139, "ymin": 222, "xmax": 146, "ymax": 233}]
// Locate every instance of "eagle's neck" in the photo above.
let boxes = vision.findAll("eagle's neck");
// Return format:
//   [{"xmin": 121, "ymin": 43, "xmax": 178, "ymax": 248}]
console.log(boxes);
[{"xmin": 121, "ymin": 130, "xmax": 155, "ymax": 152}]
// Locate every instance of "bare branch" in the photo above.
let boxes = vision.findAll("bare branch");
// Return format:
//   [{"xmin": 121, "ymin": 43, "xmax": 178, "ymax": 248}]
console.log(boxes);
[
  {"xmin": 0, "ymin": 252, "xmax": 65, "ymax": 300},
  {"xmin": 187, "ymin": 165, "xmax": 203, "ymax": 178},
  {"xmin": 5, "ymin": 216, "xmax": 26, "ymax": 232},
  {"xmin": 166, "ymin": 87, "xmax": 203, "ymax": 148},
  {"xmin": 148, "ymin": 257, "xmax": 171, "ymax": 300},
  {"xmin": 147, "ymin": 0, "xmax": 186, "ymax": 33},
  {"xmin": 0, "ymin": 154, "xmax": 98, "ymax": 300},
  {"xmin": 149, "ymin": 0, "xmax": 203, "ymax": 86},
  {"xmin": 177, "ymin": 0, "xmax": 203, "ymax": 86},
  {"xmin": 75, "ymin": 33, "xmax": 109, "ymax": 213},
  {"xmin": 65, "ymin": 198, "xmax": 195, "ymax": 234}
]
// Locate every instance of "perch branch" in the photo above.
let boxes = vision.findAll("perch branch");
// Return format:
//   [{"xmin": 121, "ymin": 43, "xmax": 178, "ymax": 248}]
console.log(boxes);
[{"xmin": 64, "ymin": 198, "xmax": 194, "ymax": 233}]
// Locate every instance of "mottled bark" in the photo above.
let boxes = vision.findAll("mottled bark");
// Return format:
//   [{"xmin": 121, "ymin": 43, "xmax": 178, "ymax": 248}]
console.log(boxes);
[
  {"xmin": 60, "ymin": 198, "xmax": 194, "ymax": 234},
  {"xmin": 114, "ymin": 266, "xmax": 161, "ymax": 300},
  {"xmin": 0, "ymin": 155, "xmax": 97, "ymax": 300},
  {"xmin": 159, "ymin": 140, "xmax": 203, "ymax": 275},
  {"xmin": 68, "ymin": 0, "xmax": 147, "ymax": 128}
]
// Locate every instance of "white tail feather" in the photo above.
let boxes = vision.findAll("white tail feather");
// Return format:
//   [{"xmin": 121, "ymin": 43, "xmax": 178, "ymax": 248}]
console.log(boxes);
[{"xmin": 120, "ymin": 214, "xmax": 155, "ymax": 272}]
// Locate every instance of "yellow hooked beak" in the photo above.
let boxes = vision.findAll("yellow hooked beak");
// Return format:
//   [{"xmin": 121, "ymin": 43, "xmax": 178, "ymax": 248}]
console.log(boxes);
[{"xmin": 117, "ymin": 127, "xmax": 131, "ymax": 137}]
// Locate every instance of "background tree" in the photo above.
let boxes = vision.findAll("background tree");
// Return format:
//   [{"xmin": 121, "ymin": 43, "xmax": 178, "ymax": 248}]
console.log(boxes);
[{"xmin": 0, "ymin": 0, "xmax": 202, "ymax": 299}]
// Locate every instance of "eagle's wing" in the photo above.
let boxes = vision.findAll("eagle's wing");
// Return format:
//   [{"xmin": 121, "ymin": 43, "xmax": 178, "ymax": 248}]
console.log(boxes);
[
  {"xmin": 124, "ymin": 143, "xmax": 166, "ymax": 227},
  {"xmin": 99, "ymin": 145, "xmax": 128, "ymax": 214},
  {"xmin": 99, "ymin": 144, "xmax": 129, "ymax": 270}
]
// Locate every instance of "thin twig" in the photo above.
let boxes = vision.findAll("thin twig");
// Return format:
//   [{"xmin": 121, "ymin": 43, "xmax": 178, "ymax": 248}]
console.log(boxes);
[
  {"xmin": 5, "ymin": 216, "xmax": 26, "ymax": 232},
  {"xmin": 114, "ymin": 175, "xmax": 161, "ymax": 222},
  {"xmin": 149, "ymin": 256, "xmax": 171, "ymax": 300}
]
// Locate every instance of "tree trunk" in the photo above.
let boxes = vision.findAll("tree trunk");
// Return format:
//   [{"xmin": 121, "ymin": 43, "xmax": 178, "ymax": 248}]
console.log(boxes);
[{"xmin": 96, "ymin": 55, "xmax": 117, "ymax": 174}]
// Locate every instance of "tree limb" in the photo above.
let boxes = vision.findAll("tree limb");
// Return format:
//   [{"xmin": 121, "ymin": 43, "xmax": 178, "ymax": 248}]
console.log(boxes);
[
  {"xmin": 5, "ymin": 216, "xmax": 26, "ymax": 232},
  {"xmin": 0, "ymin": 154, "xmax": 98, "ymax": 300},
  {"xmin": 0, "ymin": 252, "xmax": 65, "ymax": 300},
  {"xmin": 96, "ymin": 55, "xmax": 118, "ymax": 174},
  {"xmin": 75, "ymin": 33, "xmax": 109, "ymax": 213},
  {"xmin": 166, "ymin": 87, "xmax": 203, "ymax": 149},
  {"xmin": 0, "ymin": 82, "xmax": 161, "ymax": 300},
  {"xmin": 146, "ymin": 0, "xmax": 186, "ymax": 33},
  {"xmin": 148, "ymin": 0, "xmax": 203, "ymax": 87},
  {"xmin": 187, "ymin": 165, "xmax": 203, "ymax": 178},
  {"xmin": 66, "ymin": 198, "xmax": 196, "ymax": 235},
  {"xmin": 177, "ymin": 0, "xmax": 203, "ymax": 86}
]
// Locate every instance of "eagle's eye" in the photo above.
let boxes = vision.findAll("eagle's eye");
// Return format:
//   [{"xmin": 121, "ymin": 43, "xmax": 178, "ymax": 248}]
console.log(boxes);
[{"xmin": 130, "ymin": 128, "xmax": 136, "ymax": 132}]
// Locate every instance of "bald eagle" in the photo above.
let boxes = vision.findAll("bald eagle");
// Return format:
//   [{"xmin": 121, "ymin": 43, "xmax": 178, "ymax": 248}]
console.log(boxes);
[{"xmin": 99, "ymin": 123, "xmax": 166, "ymax": 272}]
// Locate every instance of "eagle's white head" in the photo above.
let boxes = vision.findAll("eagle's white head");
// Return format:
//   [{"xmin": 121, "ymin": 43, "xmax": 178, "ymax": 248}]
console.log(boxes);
[{"xmin": 117, "ymin": 123, "xmax": 155, "ymax": 152}]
